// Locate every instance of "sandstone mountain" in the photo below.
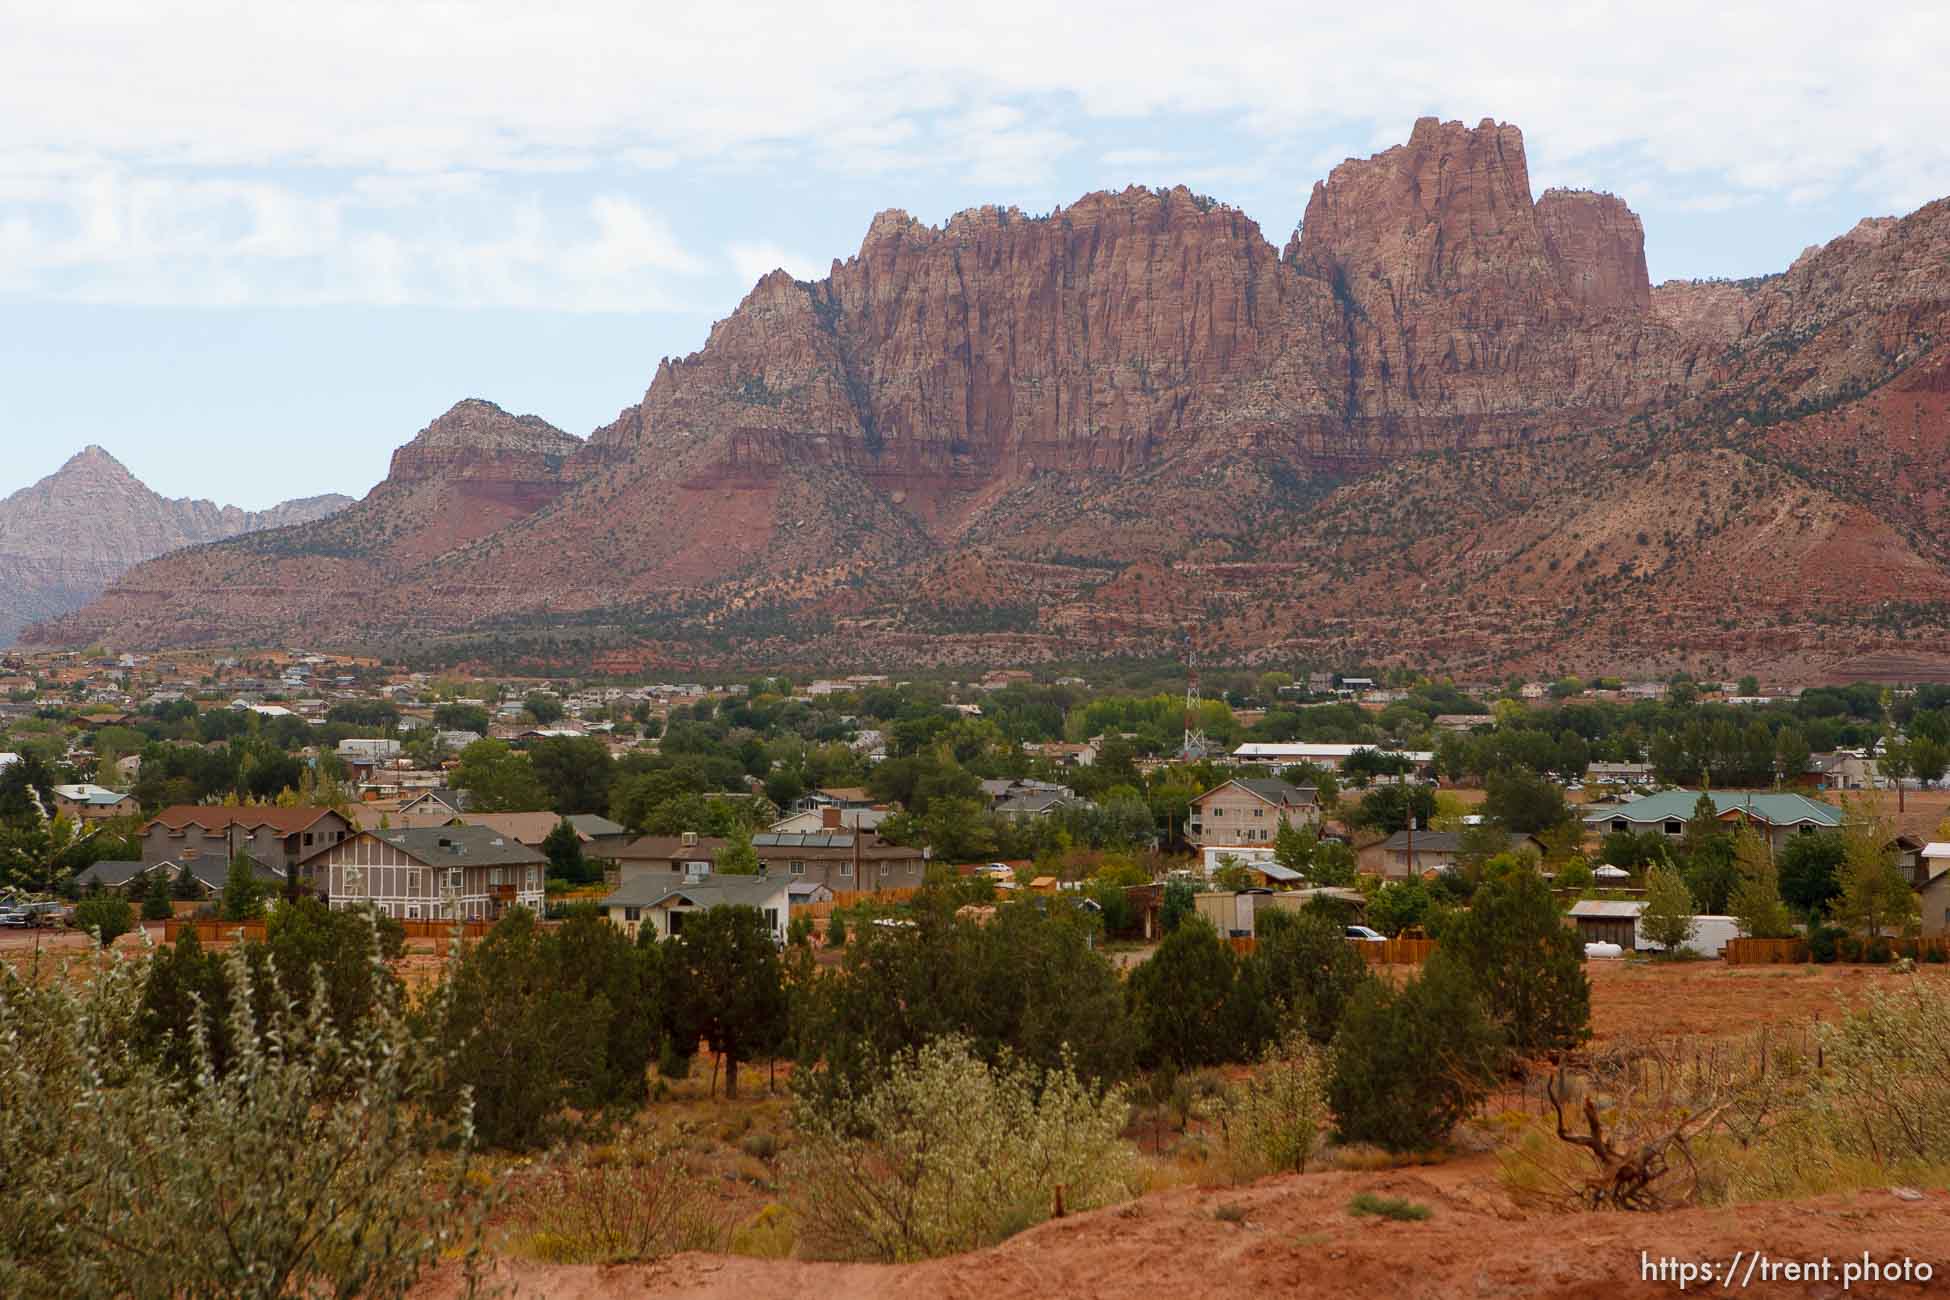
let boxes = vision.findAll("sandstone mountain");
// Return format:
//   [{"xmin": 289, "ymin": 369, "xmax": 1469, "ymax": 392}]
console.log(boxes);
[
  {"xmin": 35, "ymin": 118, "xmax": 1950, "ymax": 679},
  {"xmin": 0, "ymin": 447, "xmax": 351, "ymax": 647}
]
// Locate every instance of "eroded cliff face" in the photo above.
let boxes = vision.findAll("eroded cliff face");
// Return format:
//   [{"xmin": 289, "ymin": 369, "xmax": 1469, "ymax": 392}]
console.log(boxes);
[
  {"xmin": 592, "ymin": 186, "xmax": 1339, "ymax": 522},
  {"xmin": 1537, "ymin": 188, "xmax": 1652, "ymax": 316}
]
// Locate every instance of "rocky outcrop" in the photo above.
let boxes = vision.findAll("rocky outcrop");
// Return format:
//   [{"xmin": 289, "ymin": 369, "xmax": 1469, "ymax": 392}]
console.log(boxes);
[
  {"xmin": 0, "ymin": 447, "xmax": 350, "ymax": 645},
  {"xmin": 1537, "ymin": 189, "xmax": 1652, "ymax": 316}
]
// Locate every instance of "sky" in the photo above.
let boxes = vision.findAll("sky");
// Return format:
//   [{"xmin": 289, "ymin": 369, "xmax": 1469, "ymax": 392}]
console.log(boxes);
[{"xmin": 3, "ymin": 2, "xmax": 1948, "ymax": 508}]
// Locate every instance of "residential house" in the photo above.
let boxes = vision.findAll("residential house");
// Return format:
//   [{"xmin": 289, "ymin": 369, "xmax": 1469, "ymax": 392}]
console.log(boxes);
[
  {"xmin": 141, "ymin": 806, "xmax": 355, "ymax": 871},
  {"xmin": 1920, "ymin": 870, "xmax": 1950, "ymax": 939},
  {"xmin": 993, "ymin": 788, "xmax": 1085, "ymax": 821},
  {"xmin": 397, "ymin": 788, "xmax": 470, "ymax": 816},
  {"xmin": 1368, "ymin": 829, "xmax": 1547, "ymax": 879},
  {"xmin": 793, "ymin": 787, "xmax": 876, "ymax": 813},
  {"xmin": 1189, "ymin": 778, "xmax": 1321, "ymax": 853},
  {"xmin": 1584, "ymin": 790, "xmax": 1843, "ymax": 855},
  {"xmin": 769, "ymin": 806, "xmax": 890, "ymax": 834},
  {"xmin": 611, "ymin": 833, "xmax": 728, "ymax": 883},
  {"xmin": 1802, "ymin": 750, "xmax": 1878, "ymax": 791},
  {"xmin": 453, "ymin": 810, "xmax": 634, "ymax": 863},
  {"xmin": 51, "ymin": 783, "xmax": 137, "ymax": 821},
  {"xmin": 1584, "ymin": 761, "xmax": 1656, "ymax": 787},
  {"xmin": 600, "ymin": 873, "xmax": 790, "ymax": 944},
  {"xmin": 1433, "ymin": 714, "xmax": 1497, "ymax": 733},
  {"xmin": 1229, "ymin": 742, "xmax": 1436, "ymax": 777},
  {"xmin": 77, "ymin": 856, "xmax": 284, "ymax": 898},
  {"xmin": 611, "ymin": 828, "xmax": 927, "ymax": 894},
  {"xmin": 304, "ymin": 826, "xmax": 545, "ymax": 922}
]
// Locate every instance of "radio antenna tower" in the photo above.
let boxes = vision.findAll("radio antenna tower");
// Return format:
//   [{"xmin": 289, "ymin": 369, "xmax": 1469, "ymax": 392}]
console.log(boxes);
[{"xmin": 1181, "ymin": 633, "xmax": 1208, "ymax": 760}]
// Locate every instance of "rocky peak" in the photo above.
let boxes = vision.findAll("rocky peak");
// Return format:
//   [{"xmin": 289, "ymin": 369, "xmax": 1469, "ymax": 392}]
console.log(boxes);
[
  {"xmin": 387, "ymin": 400, "xmax": 581, "ymax": 484},
  {"xmin": 1537, "ymin": 188, "xmax": 1652, "ymax": 316}
]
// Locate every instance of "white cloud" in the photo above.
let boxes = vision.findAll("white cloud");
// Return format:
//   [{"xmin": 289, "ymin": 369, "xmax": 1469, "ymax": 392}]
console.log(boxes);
[
  {"xmin": 726, "ymin": 240, "xmax": 828, "ymax": 285},
  {"xmin": 1101, "ymin": 148, "xmax": 1180, "ymax": 167},
  {"xmin": 1, "ymin": 2, "xmax": 1947, "ymax": 306}
]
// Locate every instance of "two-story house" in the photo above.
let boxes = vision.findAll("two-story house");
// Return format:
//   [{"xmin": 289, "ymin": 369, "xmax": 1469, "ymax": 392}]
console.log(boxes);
[
  {"xmin": 141, "ymin": 806, "xmax": 355, "ymax": 871},
  {"xmin": 1188, "ymin": 778, "xmax": 1320, "ymax": 858},
  {"xmin": 610, "ymin": 828, "xmax": 927, "ymax": 895},
  {"xmin": 51, "ymin": 783, "xmax": 137, "ymax": 821},
  {"xmin": 302, "ymin": 825, "xmax": 546, "ymax": 921}
]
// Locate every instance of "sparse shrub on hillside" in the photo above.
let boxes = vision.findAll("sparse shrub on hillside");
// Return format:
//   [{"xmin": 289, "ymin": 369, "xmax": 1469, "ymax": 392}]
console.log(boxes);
[
  {"xmin": 1216, "ymin": 1027, "xmax": 1330, "ymax": 1180},
  {"xmin": 0, "ymin": 948, "xmax": 493, "ymax": 1299},
  {"xmin": 789, "ymin": 1036, "xmax": 1137, "ymax": 1262},
  {"xmin": 511, "ymin": 1148, "xmax": 728, "ymax": 1264}
]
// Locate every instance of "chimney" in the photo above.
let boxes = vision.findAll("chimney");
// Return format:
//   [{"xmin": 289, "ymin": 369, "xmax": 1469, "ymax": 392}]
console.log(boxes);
[{"xmin": 821, "ymin": 806, "xmax": 841, "ymax": 830}]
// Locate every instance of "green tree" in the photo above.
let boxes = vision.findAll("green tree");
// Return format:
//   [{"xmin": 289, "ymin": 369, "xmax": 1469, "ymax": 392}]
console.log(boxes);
[
  {"xmin": 1350, "ymin": 784, "xmax": 1437, "ymax": 834},
  {"xmin": 541, "ymin": 818, "xmax": 593, "ymax": 884},
  {"xmin": 1307, "ymin": 840, "xmax": 1358, "ymax": 887},
  {"xmin": 1327, "ymin": 957, "xmax": 1501, "ymax": 1152},
  {"xmin": 432, "ymin": 701, "xmax": 490, "ymax": 734},
  {"xmin": 1250, "ymin": 907, "xmax": 1373, "ymax": 1045},
  {"xmin": 825, "ymin": 911, "xmax": 847, "ymax": 947},
  {"xmin": 1482, "ymin": 769, "xmax": 1572, "ymax": 834},
  {"xmin": 523, "ymin": 692, "xmax": 564, "ymax": 725},
  {"xmin": 73, "ymin": 895, "xmax": 133, "ymax": 947},
  {"xmin": 1272, "ymin": 820, "xmax": 1315, "ymax": 876},
  {"xmin": 1160, "ymin": 879, "xmax": 1196, "ymax": 932},
  {"xmin": 1436, "ymin": 867, "xmax": 1590, "ymax": 1053},
  {"xmin": 1640, "ymin": 864, "xmax": 1698, "ymax": 955},
  {"xmin": 170, "ymin": 861, "xmax": 202, "ymax": 901},
  {"xmin": 714, "ymin": 822, "xmax": 761, "ymax": 876},
  {"xmin": 1126, "ymin": 917, "xmax": 1256, "ymax": 1068},
  {"xmin": 1778, "ymin": 830, "xmax": 1847, "ymax": 917},
  {"xmin": 1366, "ymin": 878, "xmax": 1433, "ymax": 937},
  {"xmin": 139, "ymin": 867, "xmax": 174, "ymax": 921},
  {"xmin": 1877, "ymin": 735, "xmax": 1915, "ymax": 814},
  {"xmin": 527, "ymin": 735, "xmax": 615, "ymax": 815},
  {"xmin": 667, "ymin": 904, "xmax": 790, "ymax": 1099},
  {"xmin": 451, "ymin": 739, "xmax": 549, "ymax": 813},
  {"xmin": 1728, "ymin": 830, "xmax": 1795, "ymax": 939},
  {"xmin": 1832, "ymin": 809, "xmax": 1919, "ymax": 939},
  {"xmin": 428, "ymin": 908, "xmax": 603, "ymax": 1149},
  {"xmin": 261, "ymin": 899, "xmax": 406, "ymax": 1032},
  {"xmin": 219, "ymin": 856, "xmax": 265, "ymax": 922}
]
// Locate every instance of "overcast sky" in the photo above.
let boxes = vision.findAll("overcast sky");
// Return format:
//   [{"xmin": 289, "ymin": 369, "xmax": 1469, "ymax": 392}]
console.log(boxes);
[{"xmin": 3, "ymin": 1, "xmax": 1948, "ymax": 507}]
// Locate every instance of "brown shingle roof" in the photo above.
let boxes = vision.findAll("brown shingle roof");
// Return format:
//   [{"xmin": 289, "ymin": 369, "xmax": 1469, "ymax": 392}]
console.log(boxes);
[{"xmin": 146, "ymin": 805, "xmax": 346, "ymax": 834}]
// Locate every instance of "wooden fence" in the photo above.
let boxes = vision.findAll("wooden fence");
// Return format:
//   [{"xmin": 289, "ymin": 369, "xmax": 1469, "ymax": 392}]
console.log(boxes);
[
  {"xmin": 1724, "ymin": 935, "xmax": 1950, "ymax": 965},
  {"xmin": 1722, "ymin": 938, "xmax": 1808, "ymax": 965},
  {"xmin": 163, "ymin": 917, "xmax": 495, "ymax": 945},
  {"xmin": 162, "ymin": 919, "xmax": 268, "ymax": 944},
  {"xmin": 801, "ymin": 887, "xmax": 921, "ymax": 920},
  {"xmin": 1228, "ymin": 935, "xmax": 1436, "ymax": 965}
]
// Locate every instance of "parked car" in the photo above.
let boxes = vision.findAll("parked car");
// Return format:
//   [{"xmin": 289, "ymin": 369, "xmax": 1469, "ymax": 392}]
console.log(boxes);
[
  {"xmin": 0, "ymin": 908, "xmax": 27, "ymax": 928},
  {"xmin": 1345, "ymin": 924, "xmax": 1387, "ymax": 942}
]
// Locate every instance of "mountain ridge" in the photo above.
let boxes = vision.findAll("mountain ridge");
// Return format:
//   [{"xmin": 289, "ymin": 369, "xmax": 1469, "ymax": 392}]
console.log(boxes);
[
  {"xmin": 30, "ymin": 118, "xmax": 1950, "ymax": 679},
  {"xmin": 0, "ymin": 446, "xmax": 353, "ymax": 646}
]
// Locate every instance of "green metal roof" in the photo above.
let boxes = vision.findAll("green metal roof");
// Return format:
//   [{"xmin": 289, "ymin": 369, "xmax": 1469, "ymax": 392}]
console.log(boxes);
[{"xmin": 1583, "ymin": 790, "xmax": 1843, "ymax": 828}]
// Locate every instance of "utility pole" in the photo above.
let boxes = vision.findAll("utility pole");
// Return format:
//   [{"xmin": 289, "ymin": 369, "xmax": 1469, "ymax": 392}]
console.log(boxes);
[{"xmin": 1181, "ymin": 633, "xmax": 1207, "ymax": 761}]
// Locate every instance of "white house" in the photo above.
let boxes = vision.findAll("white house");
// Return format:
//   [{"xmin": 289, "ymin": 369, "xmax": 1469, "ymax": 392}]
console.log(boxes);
[{"xmin": 600, "ymin": 873, "xmax": 789, "ymax": 945}]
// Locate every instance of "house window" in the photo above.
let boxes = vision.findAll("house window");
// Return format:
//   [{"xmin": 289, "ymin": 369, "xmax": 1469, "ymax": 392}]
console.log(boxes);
[
  {"xmin": 624, "ymin": 906, "xmax": 641, "ymax": 922},
  {"xmin": 407, "ymin": 869, "xmax": 421, "ymax": 896},
  {"xmin": 765, "ymin": 907, "xmax": 780, "ymax": 932},
  {"xmin": 448, "ymin": 867, "xmax": 463, "ymax": 893},
  {"xmin": 667, "ymin": 911, "xmax": 685, "ymax": 935},
  {"xmin": 840, "ymin": 860, "xmax": 853, "ymax": 877},
  {"xmin": 1664, "ymin": 821, "xmax": 1684, "ymax": 836},
  {"xmin": 1799, "ymin": 824, "xmax": 1815, "ymax": 835},
  {"xmin": 303, "ymin": 832, "xmax": 313, "ymax": 846},
  {"xmin": 1611, "ymin": 820, "xmax": 1627, "ymax": 833},
  {"xmin": 1253, "ymin": 808, "xmax": 1264, "ymax": 818},
  {"xmin": 790, "ymin": 860, "xmax": 804, "ymax": 876},
  {"xmin": 492, "ymin": 868, "xmax": 504, "ymax": 885},
  {"xmin": 407, "ymin": 904, "xmax": 421, "ymax": 919},
  {"xmin": 1211, "ymin": 807, "xmax": 1224, "ymax": 817}
]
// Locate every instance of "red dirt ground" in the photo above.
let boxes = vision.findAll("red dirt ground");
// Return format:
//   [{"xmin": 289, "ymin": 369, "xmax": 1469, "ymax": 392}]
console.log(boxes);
[{"xmin": 418, "ymin": 1171, "xmax": 1950, "ymax": 1300}]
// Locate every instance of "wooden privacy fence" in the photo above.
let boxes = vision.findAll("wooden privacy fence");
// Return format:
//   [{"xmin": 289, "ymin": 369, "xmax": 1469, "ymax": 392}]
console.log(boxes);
[
  {"xmin": 1724, "ymin": 935, "xmax": 1950, "ymax": 965},
  {"xmin": 162, "ymin": 917, "xmax": 496, "ymax": 945},
  {"xmin": 801, "ymin": 887, "xmax": 921, "ymax": 919},
  {"xmin": 398, "ymin": 919, "xmax": 495, "ymax": 941},
  {"xmin": 1228, "ymin": 936, "xmax": 1436, "ymax": 965},
  {"xmin": 1722, "ymin": 938, "xmax": 1809, "ymax": 965},
  {"xmin": 162, "ymin": 919, "xmax": 268, "ymax": 944}
]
